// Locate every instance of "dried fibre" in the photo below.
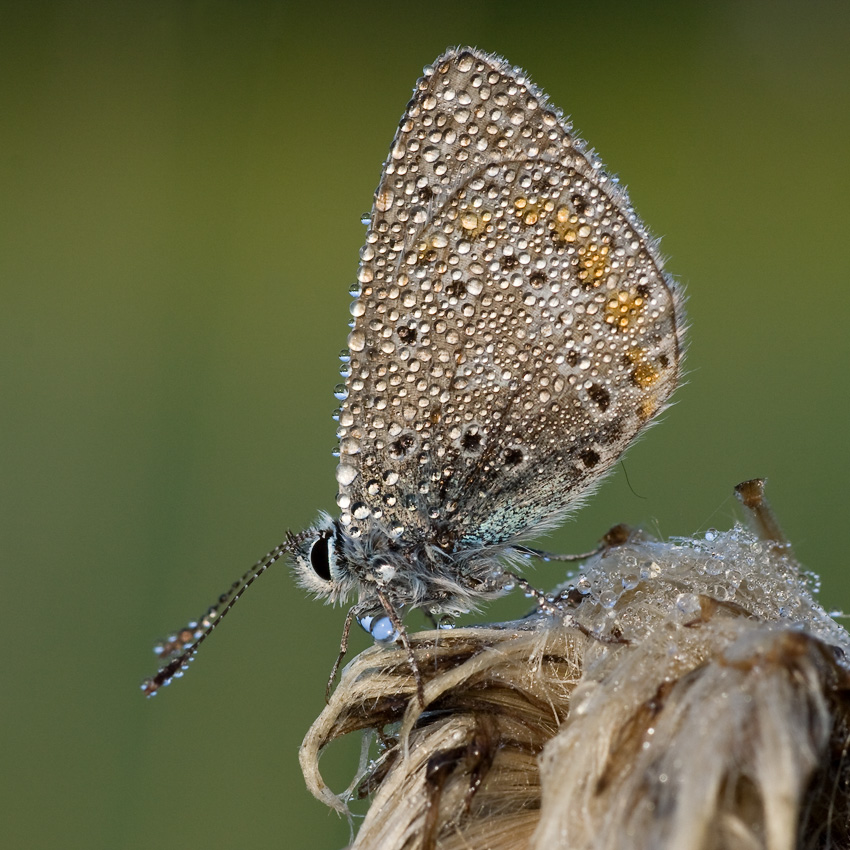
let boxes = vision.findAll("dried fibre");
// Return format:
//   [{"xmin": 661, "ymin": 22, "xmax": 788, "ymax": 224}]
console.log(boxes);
[{"xmin": 301, "ymin": 482, "xmax": 850, "ymax": 850}]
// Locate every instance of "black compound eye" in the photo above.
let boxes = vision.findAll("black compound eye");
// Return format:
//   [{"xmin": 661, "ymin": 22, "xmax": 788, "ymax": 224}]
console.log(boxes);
[{"xmin": 309, "ymin": 534, "xmax": 332, "ymax": 582}]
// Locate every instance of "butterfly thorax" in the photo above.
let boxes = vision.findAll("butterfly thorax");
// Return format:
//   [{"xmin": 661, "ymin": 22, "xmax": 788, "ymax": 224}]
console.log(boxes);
[{"xmin": 289, "ymin": 512, "xmax": 511, "ymax": 616}]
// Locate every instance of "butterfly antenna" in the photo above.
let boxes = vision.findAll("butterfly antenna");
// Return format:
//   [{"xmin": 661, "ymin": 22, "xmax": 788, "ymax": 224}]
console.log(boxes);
[{"xmin": 141, "ymin": 538, "xmax": 292, "ymax": 697}]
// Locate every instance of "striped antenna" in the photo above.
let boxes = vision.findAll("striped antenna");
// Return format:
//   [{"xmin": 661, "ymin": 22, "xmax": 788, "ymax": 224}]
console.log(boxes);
[{"xmin": 141, "ymin": 539, "xmax": 291, "ymax": 696}]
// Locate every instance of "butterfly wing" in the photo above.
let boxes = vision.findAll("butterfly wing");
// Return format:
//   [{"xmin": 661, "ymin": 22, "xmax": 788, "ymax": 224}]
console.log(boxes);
[{"xmin": 335, "ymin": 48, "xmax": 684, "ymax": 550}]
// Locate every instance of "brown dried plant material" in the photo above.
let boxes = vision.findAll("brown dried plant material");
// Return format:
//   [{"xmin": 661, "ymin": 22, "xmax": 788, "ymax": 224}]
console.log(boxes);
[{"xmin": 301, "ymin": 486, "xmax": 850, "ymax": 850}]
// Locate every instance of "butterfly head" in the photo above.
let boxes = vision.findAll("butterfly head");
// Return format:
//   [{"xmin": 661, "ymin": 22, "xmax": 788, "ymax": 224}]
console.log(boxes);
[{"xmin": 287, "ymin": 514, "xmax": 358, "ymax": 604}]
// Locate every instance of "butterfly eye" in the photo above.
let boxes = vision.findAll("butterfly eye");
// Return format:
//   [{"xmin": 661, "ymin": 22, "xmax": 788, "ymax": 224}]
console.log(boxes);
[{"xmin": 309, "ymin": 534, "xmax": 333, "ymax": 582}]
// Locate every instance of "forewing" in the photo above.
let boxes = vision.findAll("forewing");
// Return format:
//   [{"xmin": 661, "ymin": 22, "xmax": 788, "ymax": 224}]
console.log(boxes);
[{"xmin": 335, "ymin": 48, "xmax": 684, "ymax": 549}]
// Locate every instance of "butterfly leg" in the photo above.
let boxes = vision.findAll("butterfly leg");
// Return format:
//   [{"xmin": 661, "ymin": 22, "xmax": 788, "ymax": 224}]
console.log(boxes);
[
  {"xmin": 514, "ymin": 523, "xmax": 633, "ymax": 563},
  {"xmin": 326, "ymin": 604, "xmax": 358, "ymax": 703},
  {"xmin": 376, "ymin": 587, "xmax": 425, "ymax": 707},
  {"xmin": 505, "ymin": 572, "xmax": 629, "ymax": 646},
  {"xmin": 515, "ymin": 543, "xmax": 604, "ymax": 563}
]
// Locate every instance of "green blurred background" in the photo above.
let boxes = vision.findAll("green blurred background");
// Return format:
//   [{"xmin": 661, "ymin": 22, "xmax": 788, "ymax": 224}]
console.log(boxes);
[{"xmin": 3, "ymin": 1, "xmax": 849, "ymax": 847}]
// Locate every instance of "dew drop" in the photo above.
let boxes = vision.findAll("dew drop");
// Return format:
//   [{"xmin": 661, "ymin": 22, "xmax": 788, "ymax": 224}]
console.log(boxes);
[
  {"xmin": 348, "ymin": 330, "xmax": 366, "ymax": 352},
  {"xmin": 366, "ymin": 615, "xmax": 399, "ymax": 643},
  {"xmin": 335, "ymin": 463, "xmax": 358, "ymax": 486}
]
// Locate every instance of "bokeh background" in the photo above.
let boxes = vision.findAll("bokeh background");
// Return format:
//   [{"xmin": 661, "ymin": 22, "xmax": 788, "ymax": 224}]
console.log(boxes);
[{"xmin": 3, "ymin": 2, "xmax": 849, "ymax": 848}]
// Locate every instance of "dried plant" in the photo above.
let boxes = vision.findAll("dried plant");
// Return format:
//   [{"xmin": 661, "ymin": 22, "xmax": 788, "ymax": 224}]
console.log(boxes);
[{"xmin": 301, "ymin": 482, "xmax": 850, "ymax": 850}]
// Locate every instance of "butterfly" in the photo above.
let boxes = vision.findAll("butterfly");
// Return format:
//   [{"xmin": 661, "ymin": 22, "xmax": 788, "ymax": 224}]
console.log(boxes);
[{"xmin": 143, "ymin": 47, "xmax": 684, "ymax": 702}]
